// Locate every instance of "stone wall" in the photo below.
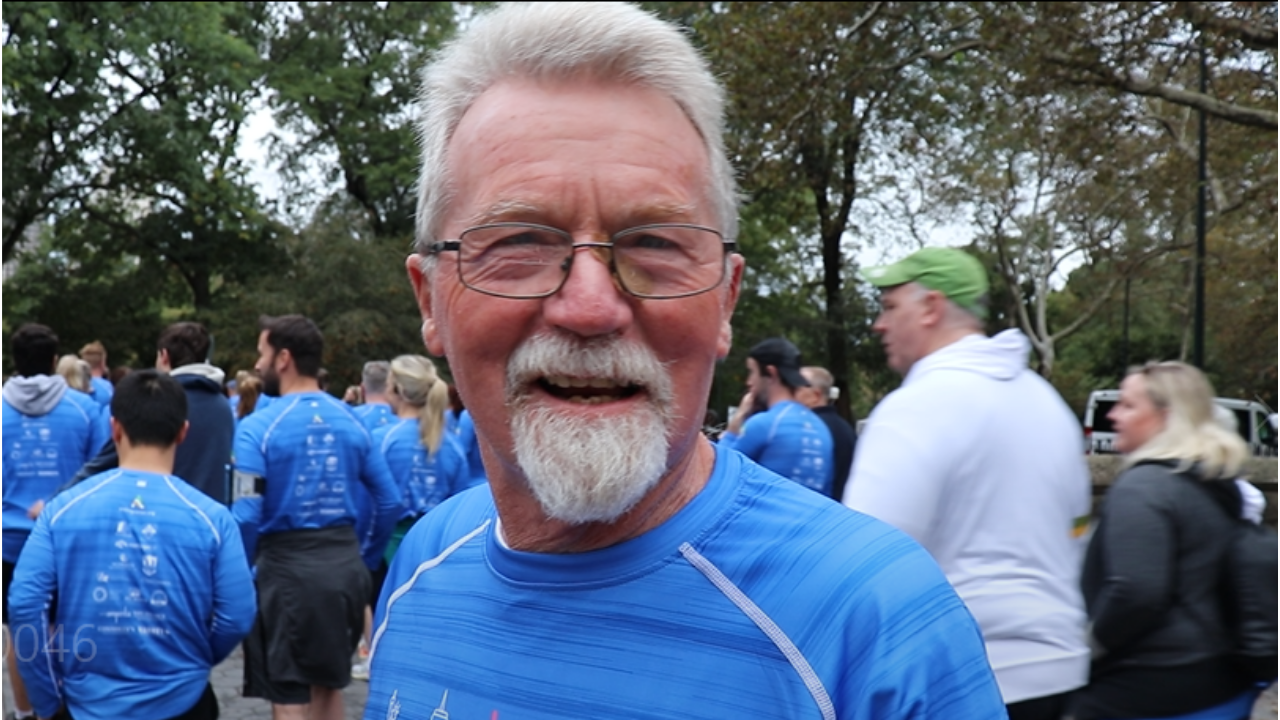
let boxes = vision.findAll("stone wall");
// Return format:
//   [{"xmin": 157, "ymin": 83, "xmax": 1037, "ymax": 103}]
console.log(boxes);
[{"xmin": 1088, "ymin": 456, "xmax": 1279, "ymax": 527}]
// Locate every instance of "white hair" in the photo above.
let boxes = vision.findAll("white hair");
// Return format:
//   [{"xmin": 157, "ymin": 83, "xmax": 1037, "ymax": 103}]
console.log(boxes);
[
  {"xmin": 413, "ymin": 1, "xmax": 738, "ymax": 265},
  {"xmin": 505, "ymin": 332, "xmax": 677, "ymax": 523}
]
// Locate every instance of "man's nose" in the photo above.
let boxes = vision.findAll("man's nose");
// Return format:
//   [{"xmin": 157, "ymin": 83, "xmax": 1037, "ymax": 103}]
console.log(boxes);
[{"xmin": 542, "ymin": 245, "xmax": 634, "ymax": 339}]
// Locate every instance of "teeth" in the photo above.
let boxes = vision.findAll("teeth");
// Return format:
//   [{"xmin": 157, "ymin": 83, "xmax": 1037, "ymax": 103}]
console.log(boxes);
[
  {"xmin": 546, "ymin": 375, "xmax": 625, "ymax": 389},
  {"xmin": 564, "ymin": 395, "xmax": 615, "ymax": 404}
]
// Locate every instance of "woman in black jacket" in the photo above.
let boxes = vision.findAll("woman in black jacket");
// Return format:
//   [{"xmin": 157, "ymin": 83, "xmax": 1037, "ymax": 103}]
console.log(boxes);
[{"xmin": 1074, "ymin": 361, "xmax": 1264, "ymax": 720}]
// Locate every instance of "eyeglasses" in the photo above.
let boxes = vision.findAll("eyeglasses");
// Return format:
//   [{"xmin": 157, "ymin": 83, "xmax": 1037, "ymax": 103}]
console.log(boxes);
[{"xmin": 427, "ymin": 222, "xmax": 736, "ymax": 300}]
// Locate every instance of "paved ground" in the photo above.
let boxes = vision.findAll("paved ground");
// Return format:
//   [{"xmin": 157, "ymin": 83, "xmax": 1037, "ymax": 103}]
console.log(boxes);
[
  {"xmin": 5, "ymin": 643, "xmax": 371, "ymax": 719},
  {"xmin": 3, "ymin": 647, "xmax": 1275, "ymax": 718}
]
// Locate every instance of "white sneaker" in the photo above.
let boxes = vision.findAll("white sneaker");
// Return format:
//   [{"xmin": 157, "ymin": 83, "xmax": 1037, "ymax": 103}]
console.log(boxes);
[{"xmin": 351, "ymin": 660, "xmax": 370, "ymax": 681}]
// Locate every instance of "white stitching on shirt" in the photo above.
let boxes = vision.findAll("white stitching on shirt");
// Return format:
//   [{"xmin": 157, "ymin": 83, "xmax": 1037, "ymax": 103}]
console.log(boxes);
[{"xmin": 679, "ymin": 542, "xmax": 836, "ymax": 720}]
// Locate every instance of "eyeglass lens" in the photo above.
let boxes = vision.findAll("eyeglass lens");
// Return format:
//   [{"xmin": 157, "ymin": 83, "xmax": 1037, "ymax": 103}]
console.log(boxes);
[{"xmin": 457, "ymin": 224, "xmax": 726, "ymax": 298}]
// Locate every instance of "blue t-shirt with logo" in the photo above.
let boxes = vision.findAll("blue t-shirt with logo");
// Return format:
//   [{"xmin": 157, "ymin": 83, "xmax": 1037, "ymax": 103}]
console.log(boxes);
[{"xmin": 233, "ymin": 392, "xmax": 400, "ymax": 558}]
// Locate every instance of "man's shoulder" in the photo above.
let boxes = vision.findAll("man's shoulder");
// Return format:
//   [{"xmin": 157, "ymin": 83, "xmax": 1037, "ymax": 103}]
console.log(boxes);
[
  {"xmin": 398, "ymin": 484, "xmax": 494, "ymax": 552},
  {"xmin": 55, "ymin": 390, "xmax": 104, "ymax": 423},
  {"xmin": 718, "ymin": 470, "xmax": 956, "ymax": 601},
  {"xmin": 44, "ymin": 469, "xmax": 128, "ymax": 519}
]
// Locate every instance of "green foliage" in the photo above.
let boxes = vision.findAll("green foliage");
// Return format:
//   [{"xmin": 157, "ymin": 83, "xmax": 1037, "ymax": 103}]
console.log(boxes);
[
  {"xmin": 204, "ymin": 200, "xmax": 425, "ymax": 393},
  {"xmin": 2, "ymin": 1, "xmax": 1273, "ymax": 419},
  {"xmin": 265, "ymin": 2, "xmax": 458, "ymax": 239},
  {"xmin": 2, "ymin": 226, "xmax": 172, "ymax": 373}
]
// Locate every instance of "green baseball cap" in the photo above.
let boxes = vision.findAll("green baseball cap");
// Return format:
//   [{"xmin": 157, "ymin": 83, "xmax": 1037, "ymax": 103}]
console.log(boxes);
[{"xmin": 860, "ymin": 247, "xmax": 989, "ymax": 319}]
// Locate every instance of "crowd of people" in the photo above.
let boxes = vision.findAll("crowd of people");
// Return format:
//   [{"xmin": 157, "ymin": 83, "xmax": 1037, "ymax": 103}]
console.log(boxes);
[{"xmin": 2, "ymin": 3, "xmax": 1275, "ymax": 720}]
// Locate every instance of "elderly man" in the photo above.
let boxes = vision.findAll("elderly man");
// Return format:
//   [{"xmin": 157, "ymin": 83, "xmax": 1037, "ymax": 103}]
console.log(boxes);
[
  {"xmin": 845, "ymin": 247, "xmax": 1092, "ymax": 720},
  {"xmin": 365, "ymin": 4, "xmax": 1005, "ymax": 719}
]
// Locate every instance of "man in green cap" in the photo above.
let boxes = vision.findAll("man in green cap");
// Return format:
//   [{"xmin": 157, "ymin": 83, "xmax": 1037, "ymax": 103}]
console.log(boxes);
[{"xmin": 844, "ymin": 246, "xmax": 1092, "ymax": 720}]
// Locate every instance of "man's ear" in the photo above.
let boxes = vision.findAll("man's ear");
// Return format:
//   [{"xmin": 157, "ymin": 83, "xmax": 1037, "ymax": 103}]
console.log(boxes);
[
  {"xmin": 920, "ymin": 289, "xmax": 947, "ymax": 328},
  {"xmin": 406, "ymin": 254, "xmax": 445, "ymax": 357},
  {"xmin": 174, "ymin": 420, "xmax": 190, "ymax": 447},
  {"xmin": 110, "ymin": 417, "xmax": 126, "ymax": 446},
  {"xmin": 717, "ymin": 254, "xmax": 746, "ymax": 359}
]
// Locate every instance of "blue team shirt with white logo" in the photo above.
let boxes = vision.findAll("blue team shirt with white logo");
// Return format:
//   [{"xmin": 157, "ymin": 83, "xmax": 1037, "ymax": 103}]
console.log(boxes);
[
  {"xmin": 9, "ymin": 468, "xmax": 256, "ymax": 720},
  {"xmin": 233, "ymin": 392, "xmax": 400, "ymax": 554}
]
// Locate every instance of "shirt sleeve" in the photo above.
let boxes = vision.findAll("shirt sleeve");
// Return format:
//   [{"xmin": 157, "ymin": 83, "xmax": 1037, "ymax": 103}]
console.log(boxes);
[
  {"xmin": 88, "ymin": 406, "xmax": 111, "ymax": 462},
  {"xmin": 360, "ymin": 438, "xmax": 402, "ymax": 564},
  {"xmin": 717, "ymin": 414, "xmax": 768, "ymax": 461},
  {"xmin": 1086, "ymin": 474, "xmax": 1176, "ymax": 652},
  {"xmin": 208, "ymin": 509, "xmax": 257, "ymax": 664},
  {"xmin": 233, "ymin": 418, "xmax": 267, "ymax": 477},
  {"xmin": 8, "ymin": 510, "xmax": 64, "ymax": 719},
  {"xmin": 842, "ymin": 399, "xmax": 944, "ymax": 546}
]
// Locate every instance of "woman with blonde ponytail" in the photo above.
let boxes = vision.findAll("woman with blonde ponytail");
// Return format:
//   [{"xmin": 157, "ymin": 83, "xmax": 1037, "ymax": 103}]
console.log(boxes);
[{"xmin": 376, "ymin": 355, "xmax": 476, "ymax": 565}]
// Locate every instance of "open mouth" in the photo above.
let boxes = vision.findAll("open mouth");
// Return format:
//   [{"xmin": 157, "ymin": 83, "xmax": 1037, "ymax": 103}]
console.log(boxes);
[{"xmin": 539, "ymin": 375, "xmax": 643, "ymax": 404}]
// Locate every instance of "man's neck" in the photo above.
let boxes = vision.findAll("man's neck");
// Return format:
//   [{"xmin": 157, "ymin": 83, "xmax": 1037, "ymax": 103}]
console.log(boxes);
[
  {"xmin": 765, "ymin": 385, "xmax": 797, "ymax": 409},
  {"xmin": 279, "ymin": 375, "xmax": 322, "ymax": 395},
  {"xmin": 118, "ymin": 444, "xmax": 177, "ymax": 476},
  {"xmin": 920, "ymin": 327, "xmax": 984, "ymax": 361}
]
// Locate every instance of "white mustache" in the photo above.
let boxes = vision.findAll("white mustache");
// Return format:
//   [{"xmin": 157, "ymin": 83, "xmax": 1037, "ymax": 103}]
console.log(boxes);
[{"xmin": 505, "ymin": 334, "xmax": 676, "ymax": 411}]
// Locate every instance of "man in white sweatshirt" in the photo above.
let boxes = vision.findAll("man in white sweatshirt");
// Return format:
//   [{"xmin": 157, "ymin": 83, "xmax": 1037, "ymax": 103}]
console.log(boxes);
[{"xmin": 843, "ymin": 247, "xmax": 1091, "ymax": 720}]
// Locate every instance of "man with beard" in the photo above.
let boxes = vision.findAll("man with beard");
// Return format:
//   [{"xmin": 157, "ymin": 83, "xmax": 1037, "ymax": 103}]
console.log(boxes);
[
  {"xmin": 233, "ymin": 314, "xmax": 401, "ymax": 720},
  {"xmin": 719, "ymin": 337, "xmax": 834, "ymax": 495},
  {"xmin": 363, "ymin": 3, "xmax": 1005, "ymax": 719}
]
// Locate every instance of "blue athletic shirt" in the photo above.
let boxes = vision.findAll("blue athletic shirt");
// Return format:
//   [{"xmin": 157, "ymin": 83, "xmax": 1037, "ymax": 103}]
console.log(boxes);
[
  {"xmin": 3, "ymin": 380, "xmax": 110, "ymax": 562},
  {"xmin": 355, "ymin": 402, "xmax": 396, "ymax": 433},
  {"xmin": 379, "ymin": 418, "xmax": 478, "ymax": 519},
  {"xmin": 233, "ymin": 392, "xmax": 400, "ymax": 557},
  {"xmin": 365, "ymin": 444, "xmax": 1005, "ymax": 719},
  {"xmin": 719, "ymin": 399, "xmax": 834, "ymax": 495},
  {"xmin": 450, "ymin": 409, "xmax": 488, "ymax": 485},
  {"xmin": 9, "ymin": 469, "xmax": 256, "ymax": 720},
  {"xmin": 88, "ymin": 377, "xmax": 114, "ymax": 408}
]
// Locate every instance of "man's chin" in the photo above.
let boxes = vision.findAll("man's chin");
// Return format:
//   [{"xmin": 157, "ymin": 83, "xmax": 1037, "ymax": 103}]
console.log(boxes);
[{"xmin": 512, "ymin": 403, "xmax": 670, "ymax": 525}]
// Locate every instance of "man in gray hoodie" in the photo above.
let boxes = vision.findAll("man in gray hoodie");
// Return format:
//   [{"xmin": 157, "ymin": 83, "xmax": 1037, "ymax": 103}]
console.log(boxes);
[{"xmin": 2, "ymin": 323, "xmax": 110, "ymax": 720}]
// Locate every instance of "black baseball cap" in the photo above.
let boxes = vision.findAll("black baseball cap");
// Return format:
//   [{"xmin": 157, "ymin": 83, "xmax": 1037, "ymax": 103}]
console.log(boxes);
[{"xmin": 748, "ymin": 338, "xmax": 809, "ymax": 389}]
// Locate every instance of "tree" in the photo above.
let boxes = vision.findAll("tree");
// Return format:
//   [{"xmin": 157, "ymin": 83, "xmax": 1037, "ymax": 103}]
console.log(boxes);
[
  {"xmin": 206, "ymin": 200, "xmax": 425, "ymax": 392},
  {"xmin": 976, "ymin": 3, "xmax": 1277, "ymax": 130},
  {"xmin": 687, "ymin": 1, "xmax": 984, "ymax": 419},
  {"xmin": 263, "ymin": 1, "xmax": 459, "ymax": 239},
  {"xmin": 2, "ymin": 2, "xmax": 285, "ymax": 316}
]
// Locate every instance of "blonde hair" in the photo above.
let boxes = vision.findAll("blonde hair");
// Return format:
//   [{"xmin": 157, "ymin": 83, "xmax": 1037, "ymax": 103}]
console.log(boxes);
[
  {"xmin": 56, "ymin": 354, "xmax": 91, "ymax": 392},
  {"xmin": 388, "ymin": 355, "xmax": 450, "ymax": 454},
  {"xmin": 235, "ymin": 370, "xmax": 262, "ymax": 420},
  {"xmin": 1123, "ymin": 361, "xmax": 1247, "ymax": 479}
]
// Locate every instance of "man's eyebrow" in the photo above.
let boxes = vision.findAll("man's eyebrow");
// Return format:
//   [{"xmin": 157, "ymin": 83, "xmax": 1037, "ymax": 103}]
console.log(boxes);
[
  {"xmin": 462, "ymin": 201, "xmax": 703, "ymax": 228},
  {"xmin": 462, "ymin": 200, "xmax": 542, "ymax": 226}
]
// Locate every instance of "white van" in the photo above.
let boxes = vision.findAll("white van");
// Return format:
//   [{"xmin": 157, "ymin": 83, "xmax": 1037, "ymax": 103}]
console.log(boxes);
[{"xmin": 1084, "ymin": 390, "xmax": 1277, "ymax": 457}]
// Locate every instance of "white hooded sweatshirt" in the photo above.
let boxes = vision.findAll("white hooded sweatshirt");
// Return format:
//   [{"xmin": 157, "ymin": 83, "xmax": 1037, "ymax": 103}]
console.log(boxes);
[{"xmin": 844, "ymin": 329, "xmax": 1091, "ymax": 704}]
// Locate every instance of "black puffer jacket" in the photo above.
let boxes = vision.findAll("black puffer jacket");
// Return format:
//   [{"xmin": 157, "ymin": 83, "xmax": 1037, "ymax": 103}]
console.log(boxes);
[{"xmin": 1077, "ymin": 459, "xmax": 1254, "ymax": 718}]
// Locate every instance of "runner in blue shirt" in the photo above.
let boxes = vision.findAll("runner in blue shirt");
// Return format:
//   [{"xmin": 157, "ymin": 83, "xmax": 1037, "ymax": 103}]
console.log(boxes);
[
  {"xmin": 2, "ymin": 323, "xmax": 110, "ymax": 720},
  {"xmin": 366, "ymin": 4, "xmax": 1003, "ymax": 717},
  {"xmin": 79, "ymin": 341, "xmax": 114, "ymax": 409},
  {"xmin": 234, "ymin": 314, "xmax": 400, "ymax": 717},
  {"xmin": 9, "ymin": 369, "xmax": 255, "ymax": 720},
  {"xmin": 719, "ymin": 337, "xmax": 835, "ymax": 495},
  {"xmin": 352, "ymin": 360, "xmax": 397, "ymax": 432},
  {"xmin": 448, "ymin": 408, "xmax": 487, "ymax": 485}
]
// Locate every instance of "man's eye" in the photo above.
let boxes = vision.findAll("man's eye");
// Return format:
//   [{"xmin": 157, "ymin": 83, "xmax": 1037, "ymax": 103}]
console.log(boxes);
[
  {"xmin": 493, "ymin": 230, "xmax": 559, "ymax": 247},
  {"xmin": 624, "ymin": 233, "xmax": 678, "ymax": 250}
]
